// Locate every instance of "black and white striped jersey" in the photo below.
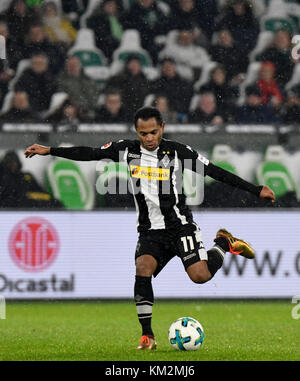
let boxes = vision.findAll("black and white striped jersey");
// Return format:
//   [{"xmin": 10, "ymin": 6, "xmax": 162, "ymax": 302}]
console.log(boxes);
[
  {"xmin": 98, "ymin": 138, "xmax": 209, "ymax": 232},
  {"xmin": 51, "ymin": 138, "xmax": 261, "ymax": 232}
]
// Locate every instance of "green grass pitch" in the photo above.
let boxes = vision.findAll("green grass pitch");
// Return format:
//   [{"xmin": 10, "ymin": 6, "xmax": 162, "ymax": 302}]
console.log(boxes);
[{"xmin": 0, "ymin": 300, "xmax": 299, "ymax": 361}]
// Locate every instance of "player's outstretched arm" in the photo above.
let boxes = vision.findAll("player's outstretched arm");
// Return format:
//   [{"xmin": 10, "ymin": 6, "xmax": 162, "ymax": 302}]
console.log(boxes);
[
  {"xmin": 24, "ymin": 144, "xmax": 50, "ymax": 158},
  {"xmin": 25, "ymin": 142, "xmax": 120, "ymax": 161},
  {"xmin": 24, "ymin": 144, "xmax": 96, "ymax": 161},
  {"xmin": 206, "ymin": 163, "xmax": 276, "ymax": 202}
]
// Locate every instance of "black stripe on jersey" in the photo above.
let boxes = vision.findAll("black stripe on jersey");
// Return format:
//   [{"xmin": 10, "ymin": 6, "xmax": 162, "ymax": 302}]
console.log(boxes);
[
  {"xmin": 134, "ymin": 179, "xmax": 151, "ymax": 232},
  {"xmin": 157, "ymin": 144, "xmax": 180, "ymax": 230},
  {"xmin": 126, "ymin": 142, "xmax": 152, "ymax": 232},
  {"xmin": 159, "ymin": 140, "xmax": 201, "ymax": 228}
]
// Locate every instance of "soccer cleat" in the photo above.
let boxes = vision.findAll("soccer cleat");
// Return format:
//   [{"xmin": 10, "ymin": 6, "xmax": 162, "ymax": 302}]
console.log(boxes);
[
  {"xmin": 215, "ymin": 229, "xmax": 255, "ymax": 259},
  {"xmin": 136, "ymin": 335, "xmax": 157, "ymax": 350}
]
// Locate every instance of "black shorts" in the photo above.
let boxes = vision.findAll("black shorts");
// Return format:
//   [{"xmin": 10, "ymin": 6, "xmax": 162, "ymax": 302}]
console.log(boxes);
[{"xmin": 135, "ymin": 224, "xmax": 207, "ymax": 277}]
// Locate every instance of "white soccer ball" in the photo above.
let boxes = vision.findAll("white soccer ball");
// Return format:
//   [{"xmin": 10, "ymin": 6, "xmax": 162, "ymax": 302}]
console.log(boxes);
[{"xmin": 168, "ymin": 317, "xmax": 204, "ymax": 351}]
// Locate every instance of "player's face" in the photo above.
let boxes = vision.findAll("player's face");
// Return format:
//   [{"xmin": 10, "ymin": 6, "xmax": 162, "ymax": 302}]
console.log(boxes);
[{"xmin": 136, "ymin": 117, "xmax": 165, "ymax": 151}]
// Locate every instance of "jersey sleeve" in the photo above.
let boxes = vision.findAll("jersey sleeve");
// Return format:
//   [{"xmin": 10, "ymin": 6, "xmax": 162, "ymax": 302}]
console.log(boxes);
[
  {"xmin": 176, "ymin": 142, "xmax": 261, "ymax": 197},
  {"xmin": 175, "ymin": 142, "xmax": 210, "ymax": 175},
  {"xmin": 50, "ymin": 140, "xmax": 130, "ymax": 162},
  {"xmin": 206, "ymin": 163, "xmax": 263, "ymax": 197}
]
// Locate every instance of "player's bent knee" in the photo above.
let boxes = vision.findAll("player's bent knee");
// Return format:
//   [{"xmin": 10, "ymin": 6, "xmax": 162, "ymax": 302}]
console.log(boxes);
[
  {"xmin": 136, "ymin": 263, "xmax": 153, "ymax": 277},
  {"xmin": 187, "ymin": 264, "xmax": 211, "ymax": 284},
  {"xmin": 135, "ymin": 255, "xmax": 157, "ymax": 277},
  {"xmin": 190, "ymin": 273, "xmax": 209, "ymax": 284}
]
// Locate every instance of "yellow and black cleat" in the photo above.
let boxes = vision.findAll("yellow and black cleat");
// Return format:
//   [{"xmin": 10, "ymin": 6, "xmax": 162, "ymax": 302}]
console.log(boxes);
[
  {"xmin": 215, "ymin": 229, "xmax": 255, "ymax": 259},
  {"xmin": 136, "ymin": 335, "xmax": 157, "ymax": 350}
]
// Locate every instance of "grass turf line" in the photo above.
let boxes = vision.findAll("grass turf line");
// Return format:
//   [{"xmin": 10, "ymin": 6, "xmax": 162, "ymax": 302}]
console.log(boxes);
[{"xmin": 0, "ymin": 300, "xmax": 299, "ymax": 361}]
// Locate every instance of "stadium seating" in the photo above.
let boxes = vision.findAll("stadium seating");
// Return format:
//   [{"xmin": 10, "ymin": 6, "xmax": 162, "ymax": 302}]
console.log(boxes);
[
  {"xmin": 285, "ymin": 63, "xmax": 300, "ymax": 90},
  {"xmin": 262, "ymin": 0, "xmax": 288, "ymax": 20},
  {"xmin": 0, "ymin": 91, "xmax": 14, "ymax": 115},
  {"xmin": 0, "ymin": 149, "xmax": 52, "ymax": 191},
  {"xmin": 256, "ymin": 145, "xmax": 297, "ymax": 199},
  {"xmin": 0, "ymin": 0, "xmax": 12, "ymax": 14},
  {"xmin": 249, "ymin": 31, "xmax": 275, "ymax": 62},
  {"xmin": 42, "ymin": 92, "xmax": 69, "ymax": 120},
  {"xmin": 18, "ymin": 149, "xmax": 52, "ymax": 188},
  {"xmin": 264, "ymin": 17, "xmax": 296, "ymax": 33},
  {"xmin": 189, "ymin": 94, "xmax": 201, "ymax": 112},
  {"xmin": 260, "ymin": 0, "xmax": 298, "ymax": 33},
  {"xmin": 206, "ymin": 144, "xmax": 238, "ymax": 185},
  {"xmin": 110, "ymin": 30, "xmax": 153, "ymax": 77},
  {"xmin": 80, "ymin": 0, "xmax": 103, "ymax": 28},
  {"xmin": 217, "ymin": 0, "xmax": 266, "ymax": 16},
  {"xmin": 237, "ymin": 61, "xmax": 261, "ymax": 106},
  {"xmin": 8, "ymin": 59, "xmax": 31, "ymax": 91},
  {"xmin": 122, "ymin": 0, "xmax": 134, "ymax": 10},
  {"xmin": 43, "ymin": 0, "xmax": 62, "ymax": 13},
  {"xmin": 158, "ymin": 29, "xmax": 211, "ymax": 82},
  {"xmin": 194, "ymin": 62, "xmax": 218, "ymax": 92},
  {"xmin": 68, "ymin": 28, "xmax": 110, "ymax": 82},
  {"xmin": 156, "ymin": 0, "xmax": 171, "ymax": 16},
  {"xmin": 46, "ymin": 158, "xmax": 95, "ymax": 210},
  {"xmin": 210, "ymin": 144, "xmax": 238, "ymax": 173},
  {"xmin": 143, "ymin": 94, "xmax": 156, "ymax": 107}
]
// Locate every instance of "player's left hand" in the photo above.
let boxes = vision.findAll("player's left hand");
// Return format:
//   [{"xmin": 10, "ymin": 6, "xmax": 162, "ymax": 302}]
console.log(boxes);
[{"xmin": 259, "ymin": 185, "xmax": 276, "ymax": 202}]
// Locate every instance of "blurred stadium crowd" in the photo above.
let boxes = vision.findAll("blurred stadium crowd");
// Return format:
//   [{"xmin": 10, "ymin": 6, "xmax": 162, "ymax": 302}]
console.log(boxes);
[
  {"xmin": 0, "ymin": 0, "xmax": 300, "ymax": 125},
  {"xmin": 1, "ymin": 0, "xmax": 300, "ymax": 210}
]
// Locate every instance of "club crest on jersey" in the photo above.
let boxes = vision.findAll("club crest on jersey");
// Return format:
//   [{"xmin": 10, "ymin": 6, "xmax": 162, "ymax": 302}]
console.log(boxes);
[
  {"xmin": 101, "ymin": 142, "xmax": 112, "ymax": 149},
  {"xmin": 162, "ymin": 154, "xmax": 170, "ymax": 168}
]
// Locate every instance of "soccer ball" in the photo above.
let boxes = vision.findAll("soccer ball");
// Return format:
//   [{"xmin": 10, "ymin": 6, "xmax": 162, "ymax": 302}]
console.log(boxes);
[{"xmin": 168, "ymin": 317, "xmax": 204, "ymax": 351}]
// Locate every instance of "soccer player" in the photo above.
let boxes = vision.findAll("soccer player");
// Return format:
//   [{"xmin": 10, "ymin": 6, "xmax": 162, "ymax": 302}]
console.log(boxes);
[{"xmin": 24, "ymin": 107, "xmax": 275, "ymax": 350}]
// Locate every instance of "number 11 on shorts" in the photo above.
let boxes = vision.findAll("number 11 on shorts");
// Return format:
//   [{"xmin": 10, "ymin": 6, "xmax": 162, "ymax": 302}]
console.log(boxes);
[{"xmin": 181, "ymin": 236, "xmax": 194, "ymax": 252}]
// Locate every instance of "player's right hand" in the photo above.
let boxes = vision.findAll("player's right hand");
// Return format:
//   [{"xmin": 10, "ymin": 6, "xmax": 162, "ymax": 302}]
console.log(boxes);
[{"xmin": 24, "ymin": 144, "xmax": 50, "ymax": 158}]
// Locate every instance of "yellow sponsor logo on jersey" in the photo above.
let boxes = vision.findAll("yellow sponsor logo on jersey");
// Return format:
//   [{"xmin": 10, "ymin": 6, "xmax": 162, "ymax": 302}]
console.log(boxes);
[{"xmin": 130, "ymin": 165, "xmax": 170, "ymax": 180}]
